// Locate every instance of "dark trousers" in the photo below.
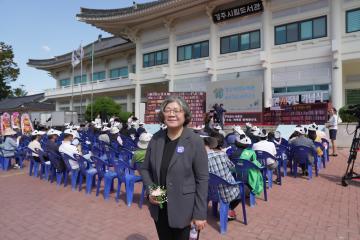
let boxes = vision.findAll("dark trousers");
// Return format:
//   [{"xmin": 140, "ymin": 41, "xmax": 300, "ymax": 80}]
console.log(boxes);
[{"xmin": 155, "ymin": 206, "xmax": 190, "ymax": 240}]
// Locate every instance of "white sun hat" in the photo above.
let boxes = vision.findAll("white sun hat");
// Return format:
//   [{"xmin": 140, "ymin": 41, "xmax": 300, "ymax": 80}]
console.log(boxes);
[
  {"xmin": 31, "ymin": 130, "xmax": 46, "ymax": 136},
  {"xmin": 47, "ymin": 129, "xmax": 62, "ymax": 136},
  {"xmin": 137, "ymin": 132, "xmax": 153, "ymax": 149},
  {"xmin": 110, "ymin": 127, "xmax": 120, "ymax": 134}
]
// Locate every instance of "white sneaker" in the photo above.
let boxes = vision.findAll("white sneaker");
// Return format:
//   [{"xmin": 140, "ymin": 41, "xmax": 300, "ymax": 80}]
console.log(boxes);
[{"xmin": 13, "ymin": 164, "xmax": 20, "ymax": 169}]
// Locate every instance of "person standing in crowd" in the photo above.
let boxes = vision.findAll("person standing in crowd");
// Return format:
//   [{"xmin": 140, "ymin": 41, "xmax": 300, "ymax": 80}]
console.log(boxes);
[
  {"xmin": 326, "ymin": 108, "xmax": 338, "ymax": 156},
  {"xmin": 217, "ymin": 103, "xmax": 227, "ymax": 128},
  {"xmin": 1, "ymin": 128, "xmax": 19, "ymax": 169},
  {"xmin": 140, "ymin": 96, "xmax": 208, "ymax": 240}
]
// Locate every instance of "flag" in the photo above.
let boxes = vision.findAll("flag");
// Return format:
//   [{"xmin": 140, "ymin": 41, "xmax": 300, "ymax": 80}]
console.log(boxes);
[
  {"xmin": 71, "ymin": 44, "xmax": 84, "ymax": 67},
  {"xmin": 71, "ymin": 50, "xmax": 80, "ymax": 67}
]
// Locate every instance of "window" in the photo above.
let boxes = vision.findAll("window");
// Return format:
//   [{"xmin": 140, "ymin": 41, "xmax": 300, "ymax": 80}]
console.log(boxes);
[
  {"xmin": 220, "ymin": 30, "xmax": 261, "ymax": 54},
  {"xmin": 74, "ymin": 75, "xmax": 87, "ymax": 85},
  {"xmin": 92, "ymin": 71, "xmax": 105, "ymax": 81},
  {"xmin": 59, "ymin": 78, "xmax": 70, "ymax": 87},
  {"xmin": 273, "ymin": 84, "xmax": 330, "ymax": 94},
  {"xmin": 143, "ymin": 49, "xmax": 168, "ymax": 68},
  {"xmin": 346, "ymin": 89, "xmax": 360, "ymax": 104},
  {"xmin": 110, "ymin": 67, "xmax": 128, "ymax": 79},
  {"xmin": 177, "ymin": 41, "xmax": 209, "ymax": 61},
  {"xmin": 300, "ymin": 21, "xmax": 312, "ymax": 40},
  {"xmin": 346, "ymin": 8, "xmax": 360, "ymax": 33},
  {"xmin": 275, "ymin": 16, "xmax": 327, "ymax": 45}
]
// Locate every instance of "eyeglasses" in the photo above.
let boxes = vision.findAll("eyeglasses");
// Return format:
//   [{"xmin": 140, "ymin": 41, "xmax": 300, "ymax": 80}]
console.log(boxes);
[{"xmin": 163, "ymin": 108, "xmax": 184, "ymax": 114}]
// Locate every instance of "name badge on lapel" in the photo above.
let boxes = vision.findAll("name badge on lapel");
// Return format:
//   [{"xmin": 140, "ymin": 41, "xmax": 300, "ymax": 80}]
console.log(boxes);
[{"xmin": 176, "ymin": 146, "xmax": 184, "ymax": 153}]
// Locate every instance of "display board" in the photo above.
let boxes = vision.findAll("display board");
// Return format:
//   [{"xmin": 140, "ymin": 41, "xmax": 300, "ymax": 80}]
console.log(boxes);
[
  {"xmin": 145, "ymin": 92, "xmax": 206, "ymax": 127},
  {"xmin": 224, "ymin": 112, "xmax": 263, "ymax": 125},
  {"xmin": 263, "ymin": 103, "xmax": 328, "ymax": 125}
]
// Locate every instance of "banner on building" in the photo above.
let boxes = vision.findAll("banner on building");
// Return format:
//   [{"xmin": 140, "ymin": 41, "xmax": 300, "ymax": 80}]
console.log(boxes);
[
  {"xmin": 206, "ymin": 78, "xmax": 263, "ymax": 113},
  {"xmin": 145, "ymin": 92, "xmax": 206, "ymax": 127},
  {"xmin": 213, "ymin": 1, "xmax": 263, "ymax": 23}
]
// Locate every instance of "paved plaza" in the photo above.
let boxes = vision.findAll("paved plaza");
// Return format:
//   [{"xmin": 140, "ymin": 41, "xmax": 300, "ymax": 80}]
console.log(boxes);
[{"xmin": 1, "ymin": 148, "xmax": 360, "ymax": 240}]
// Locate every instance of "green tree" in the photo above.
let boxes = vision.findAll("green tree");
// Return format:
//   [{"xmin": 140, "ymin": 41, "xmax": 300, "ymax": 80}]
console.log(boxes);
[
  {"xmin": 0, "ymin": 42, "xmax": 20, "ymax": 100},
  {"xmin": 85, "ymin": 96, "xmax": 122, "ymax": 122},
  {"xmin": 11, "ymin": 84, "xmax": 27, "ymax": 97}
]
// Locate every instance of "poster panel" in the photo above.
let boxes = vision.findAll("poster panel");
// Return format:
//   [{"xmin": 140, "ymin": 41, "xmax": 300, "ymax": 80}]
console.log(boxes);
[{"xmin": 21, "ymin": 113, "xmax": 34, "ymax": 134}]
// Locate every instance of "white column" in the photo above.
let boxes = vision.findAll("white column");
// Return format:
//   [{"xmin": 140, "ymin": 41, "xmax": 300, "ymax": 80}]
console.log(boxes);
[
  {"xmin": 105, "ymin": 60, "xmax": 110, "ymax": 80},
  {"xmin": 135, "ymin": 40, "xmax": 142, "ymax": 118},
  {"xmin": 331, "ymin": 0, "xmax": 343, "ymax": 110},
  {"xmin": 168, "ymin": 30, "xmax": 175, "ymax": 91},
  {"xmin": 69, "ymin": 98, "xmax": 73, "ymax": 111},
  {"xmin": 262, "ymin": 0, "xmax": 272, "ymax": 108},
  {"xmin": 127, "ymin": 94, "xmax": 132, "ymax": 112},
  {"xmin": 55, "ymin": 101, "xmax": 60, "ymax": 111}
]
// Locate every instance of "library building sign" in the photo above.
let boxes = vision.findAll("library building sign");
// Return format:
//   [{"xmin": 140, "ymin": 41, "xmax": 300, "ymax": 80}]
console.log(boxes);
[{"xmin": 213, "ymin": 1, "xmax": 264, "ymax": 23}]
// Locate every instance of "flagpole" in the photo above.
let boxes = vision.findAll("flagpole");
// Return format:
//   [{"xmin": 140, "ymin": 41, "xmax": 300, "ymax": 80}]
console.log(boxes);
[
  {"xmin": 80, "ymin": 53, "xmax": 83, "ymax": 123},
  {"xmin": 91, "ymin": 42, "xmax": 94, "ymax": 121},
  {"xmin": 71, "ymin": 62, "xmax": 74, "ymax": 123}
]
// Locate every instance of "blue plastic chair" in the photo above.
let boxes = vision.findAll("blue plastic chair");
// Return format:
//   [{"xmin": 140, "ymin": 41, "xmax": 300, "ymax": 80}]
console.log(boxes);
[
  {"xmin": 321, "ymin": 138, "xmax": 330, "ymax": 162},
  {"xmin": 233, "ymin": 159, "xmax": 267, "ymax": 207},
  {"xmin": 91, "ymin": 155, "xmax": 116, "ymax": 198},
  {"xmin": 73, "ymin": 154, "xmax": 97, "ymax": 194},
  {"xmin": 27, "ymin": 148, "xmax": 41, "ymax": 178},
  {"xmin": 60, "ymin": 153, "xmax": 80, "ymax": 191},
  {"xmin": 36, "ymin": 148, "xmax": 52, "ymax": 181},
  {"xmin": 255, "ymin": 150, "xmax": 281, "ymax": 188},
  {"xmin": 208, "ymin": 173, "xmax": 247, "ymax": 234},
  {"xmin": 0, "ymin": 147, "xmax": 16, "ymax": 171},
  {"xmin": 289, "ymin": 145, "xmax": 318, "ymax": 179},
  {"xmin": 47, "ymin": 151, "xmax": 66, "ymax": 186},
  {"xmin": 314, "ymin": 142, "xmax": 326, "ymax": 170},
  {"xmin": 113, "ymin": 159, "xmax": 145, "ymax": 207},
  {"xmin": 275, "ymin": 144, "xmax": 289, "ymax": 177}
]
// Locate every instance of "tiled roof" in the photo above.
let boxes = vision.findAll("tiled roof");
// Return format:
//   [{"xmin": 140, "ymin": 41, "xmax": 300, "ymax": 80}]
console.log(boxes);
[
  {"xmin": 28, "ymin": 37, "xmax": 132, "ymax": 68},
  {"xmin": 77, "ymin": 0, "xmax": 173, "ymax": 19},
  {"xmin": 0, "ymin": 93, "xmax": 54, "ymax": 112}
]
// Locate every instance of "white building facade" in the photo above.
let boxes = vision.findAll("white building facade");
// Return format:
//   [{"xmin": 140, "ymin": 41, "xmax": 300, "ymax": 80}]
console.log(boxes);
[{"xmin": 30, "ymin": 0, "xmax": 360, "ymax": 121}]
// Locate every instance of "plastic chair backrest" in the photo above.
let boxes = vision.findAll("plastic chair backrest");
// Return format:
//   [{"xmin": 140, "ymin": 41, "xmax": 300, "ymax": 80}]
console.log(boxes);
[
  {"xmin": 234, "ymin": 159, "xmax": 264, "ymax": 183},
  {"xmin": 208, "ymin": 173, "xmax": 239, "ymax": 202},
  {"xmin": 73, "ymin": 154, "xmax": 90, "ymax": 175},
  {"xmin": 35, "ymin": 148, "xmax": 47, "ymax": 163},
  {"xmin": 289, "ymin": 145, "xmax": 316, "ymax": 164},
  {"xmin": 60, "ymin": 152, "xmax": 74, "ymax": 171},
  {"xmin": 47, "ymin": 150, "xmax": 65, "ymax": 171},
  {"xmin": 91, "ymin": 155, "xmax": 108, "ymax": 178},
  {"xmin": 255, "ymin": 150, "xmax": 276, "ymax": 167}
]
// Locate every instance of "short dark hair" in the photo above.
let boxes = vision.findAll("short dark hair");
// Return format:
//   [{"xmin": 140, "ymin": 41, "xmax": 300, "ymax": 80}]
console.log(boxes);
[{"xmin": 158, "ymin": 96, "xmax": 192, "ymax": 126}]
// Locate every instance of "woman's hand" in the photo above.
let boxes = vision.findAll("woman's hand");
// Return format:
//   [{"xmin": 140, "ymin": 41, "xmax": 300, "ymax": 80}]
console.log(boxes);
[
  {"xmin": 192, "ymin": 219, "xmax": 207, "ymax": 231},
  {"xmin": 148, "ymin": 195, "xmax": 160, "ymax": 205}
]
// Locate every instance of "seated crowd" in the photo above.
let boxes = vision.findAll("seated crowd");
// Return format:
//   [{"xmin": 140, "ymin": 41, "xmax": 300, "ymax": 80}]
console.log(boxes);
[{"xmin": 0, "ymin": 116, "xmax": 329, "ymax": 223}]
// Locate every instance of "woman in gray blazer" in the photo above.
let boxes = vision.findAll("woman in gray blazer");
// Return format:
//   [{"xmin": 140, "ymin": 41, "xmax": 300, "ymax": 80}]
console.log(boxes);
[{"xmin": 140, "ymin": 96, "xmax": 209, "ymax": 240}]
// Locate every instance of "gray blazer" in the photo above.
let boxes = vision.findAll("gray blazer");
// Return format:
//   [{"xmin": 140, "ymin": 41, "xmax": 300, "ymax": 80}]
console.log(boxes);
[{"xmin": 140, "ymin": 127, "xmax": 209, "ymax": 228}]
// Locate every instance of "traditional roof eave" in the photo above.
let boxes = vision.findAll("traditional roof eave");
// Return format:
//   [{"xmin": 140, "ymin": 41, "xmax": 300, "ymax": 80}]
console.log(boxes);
[
  {"xmin": 76, "ymin": 0, "xmax": 210, "ymax": 38},
  {"xmin": 27, "ymin": 37, "xmax": 135, "ymax": 71}
]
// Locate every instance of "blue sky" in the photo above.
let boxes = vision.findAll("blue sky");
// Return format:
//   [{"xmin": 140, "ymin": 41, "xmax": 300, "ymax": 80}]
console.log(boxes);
[{"xmin": 0, "ymin": 0, "xmax": 151, "ymax": 95}]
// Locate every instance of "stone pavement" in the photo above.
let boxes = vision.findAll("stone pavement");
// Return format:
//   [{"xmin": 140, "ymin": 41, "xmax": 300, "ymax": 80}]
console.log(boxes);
[{"xmin": 1, "ymin": 148, "xmax": 360, "ymax": 240}]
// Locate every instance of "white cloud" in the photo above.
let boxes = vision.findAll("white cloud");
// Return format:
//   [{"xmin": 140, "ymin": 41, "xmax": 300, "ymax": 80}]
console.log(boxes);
[{"xmin": 42, "ymin": 45, "xmax": 51, "ymax": 52}]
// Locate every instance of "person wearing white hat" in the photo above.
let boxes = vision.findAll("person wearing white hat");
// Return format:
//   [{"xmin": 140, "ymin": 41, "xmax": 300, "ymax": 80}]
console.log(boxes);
[
  {"xmin": 109, "ymin": 127, "xmax": 123, "ymax": 146},
  {"xmin": 131, "ymin": 132, "xmax": 153, "ymax": 166},
  {"xmin": 252, "ymin": 129, "xmax": 278, "ymax": 171},
  {"xmin": 28, "ymin": 130, "xmax": 46, "ymax": 162},
  {"xmin": 137, "ymin": 122, "xmax": 146, "ymax": 137},
  {"xmin": 128, "ymin": 122, "xmax": 137, "ymax": 139},
  {"xmin": 289, "ymin": 125, "xmax": 317, "ymax": 175},
  {"xmin": 213, "ymin": 124, "xmax": 226, "ymax": 137},
  {"xmin": 232, "ymin": 135, "xmax": 264, "ymax": 196},
  {"xmin": 98, "ymin": 126, "xmax": 111, "ymax": 144},
  {"xmin": 1, "ymin": 128, "xmax": 19, "ymax": 168},
  {"xmin": 59, "ymin": 129, "xmax": 81, "ymax": 169},
  {"xmin": 45, "ymin": 129, "xmax": 62, "ymax": 155}
]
